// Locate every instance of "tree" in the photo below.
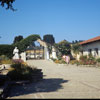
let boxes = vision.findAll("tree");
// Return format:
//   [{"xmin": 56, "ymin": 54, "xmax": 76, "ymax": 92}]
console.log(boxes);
[
  {"xmin": 0, "ymin": 0, "xmax": 15, "ymax": 10},
  {"xmin": 72, "ymin": 40, "xmax": 84, "ymax": 44},
  {"xmin": 14, "ymin": 34, "xmax": 41, "ymax": 52},
  {"xmin": 0, "ymin": 45, "xmax": 14, "ymax": 58},
  {"xmin": 55, "ymin": 40, "xmax": 71, "ymax": 56},
  {"xmin": 0, "ymin": 34, "xmax": 40, "ymax": 58},
  {"xmin": 13, "ymin": 35, "xmax": 23, "ymax": 44},
  {"xmin": 43, "ymin": 34, "xmax": 55, "ymax": 45},
  {"xmin": 71, "ymin": 43, "xmax": 82, "ymax": 55}
]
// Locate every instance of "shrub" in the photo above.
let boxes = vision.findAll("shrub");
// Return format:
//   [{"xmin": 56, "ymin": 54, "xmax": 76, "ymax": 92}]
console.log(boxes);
[
  {"xmin": 79, "ymin": 60, "xmax": 96, "ymax": 65},
  {"xmin": 70, "ymin": 55, "xmax": 97, "ymax": 66},
  {"xmin": 80, "ymin": 55, "xmax": 87, "ymax": 61},
  {"xmin": 59, "ymin": 59, "xmax": 66, "ymax": 64},
  {"xmin": 12, "ymin": 59, "xmax": 24, "ymax": 64},
  {"xmin": 54, "ymin": 59, "xmax": 67, "ymax": 64},
  {"xmin": 0, "ymin": 60, "xmax": 1, "ymax": 65},
  {"xmin": 7, "ymin": 63, "xmax": 39, "ymax": 81},
  {"xmin": 96, "ymin": 58, "xmax": 100, "ymax": 63},
  {"xmin": 58, "ymin": 56, "xmax": 62, "ymax": 60},
  {"xmin": 88, "ymin": 54, "xmax": 96, "ymax": 61},
  {"xmin": 0, "ymin": 55, "xmax": 9, "ymax": 60},
  {"xmin": 12, "ymin": 59, "xmax": 28, "ymax": 66},
  {"xmin": 70, "ymin": 60, "xmax": 78, "ymax": 65},
  {"xmin": 0, "ymin": 55, "xmax": 13, "ymax": 64},
  {"xmin": 1, "ymin": 59, "xmax": 13, "ymax": 64},
  {"xmin": 79, "ymin": 55, "xmax": 96, "ymax": 65},
  {"xmin": 51, "ymin": 58, "xmax": 57, "ymax": 62},
  {"xmin": 54, "ymin": 60, "xmax": 60, "ymax": 64}
]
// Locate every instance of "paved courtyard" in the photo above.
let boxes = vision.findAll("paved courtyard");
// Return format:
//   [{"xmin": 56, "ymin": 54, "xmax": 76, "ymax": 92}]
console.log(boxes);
[{"xmin": 8, "ymin": 60, "xmax": 100, "ymax": 99}]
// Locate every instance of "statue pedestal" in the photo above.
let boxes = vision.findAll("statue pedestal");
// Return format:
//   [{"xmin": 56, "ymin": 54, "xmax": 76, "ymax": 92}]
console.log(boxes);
[{"xmin": 13, "ymin": 53, "xmax": 19, "ymax": 60}]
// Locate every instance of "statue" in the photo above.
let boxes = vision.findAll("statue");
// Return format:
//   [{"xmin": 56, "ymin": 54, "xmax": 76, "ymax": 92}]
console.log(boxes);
[
  {"xmin": 20, "ymin": 52, "xmax": 26, "ymax": 62},
  {"xmin": 52, "ymin": 46, "xmax": 57, "ymax": 59},
  {"xmin": 13, "ymin": 47, "xmax": 20, "ymax": 60}
]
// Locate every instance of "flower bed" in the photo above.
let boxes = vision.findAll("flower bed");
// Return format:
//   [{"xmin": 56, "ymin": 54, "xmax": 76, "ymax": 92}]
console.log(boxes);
[
  {"xmin": 54, "ymin": 59, "xmax": 67, "ymax": 64},
  {"xmin": 70, "ymin": 55, "xmax": 97, "ymax": 66}
]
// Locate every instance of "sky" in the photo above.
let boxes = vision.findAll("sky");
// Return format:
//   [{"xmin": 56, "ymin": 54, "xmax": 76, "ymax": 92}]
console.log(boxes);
[{"xmin": 0, "ymin": 0, "xmax": 100, "ymax": 44}]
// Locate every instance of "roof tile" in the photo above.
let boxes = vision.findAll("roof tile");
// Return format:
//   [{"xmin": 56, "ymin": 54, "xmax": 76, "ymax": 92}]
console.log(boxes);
[{"xmin": 80, "ymin": 36, "xmax": 100, "ymax": 45}]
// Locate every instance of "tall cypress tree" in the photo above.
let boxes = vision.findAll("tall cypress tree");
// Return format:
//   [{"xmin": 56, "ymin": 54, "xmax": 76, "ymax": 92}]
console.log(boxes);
[{"xmin": 43, "ymin": 34, "xmax": 55, "ymax": 45}]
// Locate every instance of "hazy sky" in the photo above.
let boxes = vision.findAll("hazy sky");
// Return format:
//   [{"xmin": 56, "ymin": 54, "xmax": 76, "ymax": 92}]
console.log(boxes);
[{"xmin": 0, "ymin": 0, "xmax": 100, "ymax": 44}]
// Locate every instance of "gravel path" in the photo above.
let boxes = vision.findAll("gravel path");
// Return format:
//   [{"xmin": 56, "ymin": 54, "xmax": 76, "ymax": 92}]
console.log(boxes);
[{"xmin": 8, "ymin": 60, "xmax": 100, "ymax": 99}]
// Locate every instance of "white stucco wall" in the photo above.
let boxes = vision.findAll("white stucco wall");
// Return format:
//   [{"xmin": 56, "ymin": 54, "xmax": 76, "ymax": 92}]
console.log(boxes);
[{"xmin": 82, "ymin": 41, "xmax": 100, "ymax": 58}]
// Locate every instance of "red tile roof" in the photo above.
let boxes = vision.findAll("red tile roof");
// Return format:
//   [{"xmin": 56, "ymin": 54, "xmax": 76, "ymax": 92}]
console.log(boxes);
[{"xmin": 80, "ymin": 36, "xmax": 100, "ymax": 45}]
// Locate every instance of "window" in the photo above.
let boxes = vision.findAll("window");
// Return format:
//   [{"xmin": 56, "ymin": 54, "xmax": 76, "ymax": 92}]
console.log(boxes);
[
  {"xmin": 88, "ymin": 49, "xmax": 92, "ymax": 55},
  {"xmin": 95, "ymin": 48, "xmax": 98, "ymax": 55}
]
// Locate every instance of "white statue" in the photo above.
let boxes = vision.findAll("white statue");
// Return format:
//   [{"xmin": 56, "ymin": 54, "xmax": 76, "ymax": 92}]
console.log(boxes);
[
  {"xmin": 13, "ymin": 47, "xmax": 20, "ymax": 60},
  {"xmin": 20, "ymin": 52, "xmax": 26, "ymax": 62},
  {"xmin": 52, "ymin": 46, "xmax": 57, "ymax": 59}
]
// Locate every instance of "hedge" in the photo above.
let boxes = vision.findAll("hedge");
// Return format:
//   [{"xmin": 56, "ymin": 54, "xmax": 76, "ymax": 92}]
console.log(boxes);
[{"xmin": 0, "ymin": 45, "xmax": 14, "ymax": 58}]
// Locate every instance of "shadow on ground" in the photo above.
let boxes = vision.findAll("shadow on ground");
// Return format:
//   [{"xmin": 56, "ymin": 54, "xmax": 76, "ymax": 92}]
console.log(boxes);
[{"xmin": 8, "ymin": 78, "xmax": 69, "ymax": 98}]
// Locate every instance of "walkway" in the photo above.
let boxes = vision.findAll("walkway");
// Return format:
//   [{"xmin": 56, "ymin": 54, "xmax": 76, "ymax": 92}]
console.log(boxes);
[{"xmin": 8, "ymin": 60, "xmax": 100, "ymax": 99}]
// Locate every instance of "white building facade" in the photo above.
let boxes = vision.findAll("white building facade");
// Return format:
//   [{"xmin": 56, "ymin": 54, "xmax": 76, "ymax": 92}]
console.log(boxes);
[{"xmin": 80, "ymin": 36, "xmax": 100, "ymax": 58}]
